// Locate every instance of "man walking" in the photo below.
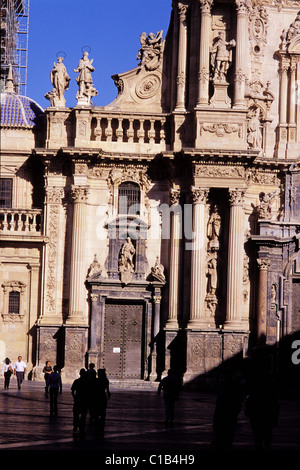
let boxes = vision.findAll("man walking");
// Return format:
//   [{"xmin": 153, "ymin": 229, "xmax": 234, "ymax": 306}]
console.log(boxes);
[
  {"xmin": 13, "ymin": 356, "xmax": 27, "ymax": 390},
  {"xmin": 46, "ymin": 365, "xmax": 62, "ymax": 416}
]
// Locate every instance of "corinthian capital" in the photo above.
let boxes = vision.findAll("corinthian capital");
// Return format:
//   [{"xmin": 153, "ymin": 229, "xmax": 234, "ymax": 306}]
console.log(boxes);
[
  {"xmin": 178, "ymin": 1, "xmax": 189, "ymax": 23},
  {"xmin": 71, "ymin": 185, "xmax": 89, "ymax": 203},
  {"xmin": 191, "ymin": 186, "xmax": 209, "ymax": 204},
  {"xmin": 229, "ymin": 188, "xmax": 245, "ymax": 206},
  {"xmin": 199, "ymin": 0, "xmax": 213, "ymax": 13},
  {"xmin": 257, "ymin": 258, "xmax": 270, "ymax": 271}
]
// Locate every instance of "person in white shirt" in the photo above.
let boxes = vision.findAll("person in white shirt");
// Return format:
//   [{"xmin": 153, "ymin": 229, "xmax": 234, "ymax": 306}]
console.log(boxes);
[
  {"xmin": 14, "ymin": 356, "xmax": 27, "ymax": 390},
  {"xmin": 1, "ymin": 358, "xmax": 13, "ymax": 389}
]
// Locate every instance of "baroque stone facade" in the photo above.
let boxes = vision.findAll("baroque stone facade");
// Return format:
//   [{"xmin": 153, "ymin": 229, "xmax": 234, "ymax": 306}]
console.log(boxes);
[{"xmin": 1, "ymin": 1, "xmax": 300, "ymax": 384}]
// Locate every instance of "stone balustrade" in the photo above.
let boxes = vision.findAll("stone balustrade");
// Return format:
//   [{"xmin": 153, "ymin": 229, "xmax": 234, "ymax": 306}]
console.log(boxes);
[
  {"xmin": 0, "ymin": 209, "xmax": 43, "ymax": 235},
  {"xmin": 90, "ymin": 112, "xmax": 170, "ymax": 151}
]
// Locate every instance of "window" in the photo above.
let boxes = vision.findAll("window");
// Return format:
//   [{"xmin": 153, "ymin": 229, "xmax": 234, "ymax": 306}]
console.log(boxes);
[
  {"xmin": 0, "ymin": 178, "xmax": 12, "ymax": 208},
  {"xmin": 8, "ymin": 291, "xmax": 20, "ymax": 314},
  {"xmin": 118, "ymin": 182, "xmax": 140, "ymax": 215}
]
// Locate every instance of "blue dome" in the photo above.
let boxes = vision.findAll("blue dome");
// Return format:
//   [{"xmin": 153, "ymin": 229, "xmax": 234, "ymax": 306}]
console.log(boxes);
[{"xmin": 0, "ymin": 92, "xmax": 44, "ymax": 128}]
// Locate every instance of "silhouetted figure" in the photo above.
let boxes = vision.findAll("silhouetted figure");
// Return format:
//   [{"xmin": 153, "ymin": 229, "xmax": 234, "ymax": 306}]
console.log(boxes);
[
  {"xmin": 1, "ymin": 358, "xmax": 13, "ymax": 389},
  {"xmin": 42, "ymin": 361, "xmax": 52, "ymax": 393},
  {"xmin": 245, "ymin": 379, "xmax": 279, "ymax": 450},
  {"xmin": 94, "ymin": 368, "xmax": 111, "ymax": 435},
  {"xmin": 46, "ymin": 365, "xmax": 62, "ymax": 416},
  {"xmin": 211, "ymin": 373, "xmax": 245, "ymax": 450},
  {"xmin": 86, "ymin": 363, "xmax": 98, "ymax": 422},
  {"xmin": 71, "ymin": 368, "xmax": 88, "ymax": 435},
  {"xmin": 157, "ymin": 369, "xmax": 180, "ymax": 424}
]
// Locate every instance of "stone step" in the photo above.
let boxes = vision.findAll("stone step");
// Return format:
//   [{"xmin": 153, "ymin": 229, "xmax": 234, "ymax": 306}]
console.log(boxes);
[{"xmin": 109, "ymin": 379, "xmax": 159, "ymax": 391}]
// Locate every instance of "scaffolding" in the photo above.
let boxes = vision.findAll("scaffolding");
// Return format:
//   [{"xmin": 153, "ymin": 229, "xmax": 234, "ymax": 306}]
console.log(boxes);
[{"xmin": 0, "ymin": 0, "xmax": 29, "ymax": 95}]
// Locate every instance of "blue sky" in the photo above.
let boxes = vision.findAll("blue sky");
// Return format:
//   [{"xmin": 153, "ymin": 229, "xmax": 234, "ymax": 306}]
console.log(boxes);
[{"xmin": 27, "ymin": 0, "xmax": 172, "ymax": 109}]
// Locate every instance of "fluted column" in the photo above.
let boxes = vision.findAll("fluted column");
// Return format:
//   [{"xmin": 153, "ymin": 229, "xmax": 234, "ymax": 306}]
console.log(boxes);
[
  {"xmin": 256, "ymin": 258, "xmax": 270, "ymax": 343},
  {"xmin": 288, "ymin": 61, "xmax": 297, "ymax": 143},
  {"xmin": 197, "ymin": 0, "xmax": 213, "ymax": 106},
  {"xmin": 225, "ymin": 189, "xmax": 245, "ymax": 328},
  {"xmin": 67, "ymin": 186, "xmax": 89, "ymax": 324},
  {"xmin": 175, "ymin": 2, "xmax": 189, "ymax": 111},
  {"xmin": 233, "ymin": 0, "xmax": 249, "ymax": 108},
  {"xmin": 188, "ymin": 187, "xmax": 209, "ymax": 326},
  {"xmin": 166, "ymin": 189, "xmax": 181, "ymax": 328}
]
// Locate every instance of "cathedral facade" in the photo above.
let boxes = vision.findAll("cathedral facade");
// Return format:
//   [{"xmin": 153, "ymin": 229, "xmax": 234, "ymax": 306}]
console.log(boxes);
[{"xmin": 1, "ymin": 0, "xmax": 300, "ymax": 383}]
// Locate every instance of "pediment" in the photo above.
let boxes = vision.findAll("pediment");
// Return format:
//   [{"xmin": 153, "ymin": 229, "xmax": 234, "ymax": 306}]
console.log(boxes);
[{"xmin": 288, "ymin": 36, "xmax": 300, "ymax": 54}]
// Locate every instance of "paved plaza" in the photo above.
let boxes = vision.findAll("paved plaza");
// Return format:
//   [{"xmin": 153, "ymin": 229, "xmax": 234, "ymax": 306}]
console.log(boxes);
[{"xmin": 0, "ymin": 377, "xmax": 299, "ymax": 463}]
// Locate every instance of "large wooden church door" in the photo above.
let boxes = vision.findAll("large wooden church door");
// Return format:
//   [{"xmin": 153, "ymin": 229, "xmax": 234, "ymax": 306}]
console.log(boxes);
[{"xmin": 103, "ymin": 302, "xmax": 144, "ymax": 379}]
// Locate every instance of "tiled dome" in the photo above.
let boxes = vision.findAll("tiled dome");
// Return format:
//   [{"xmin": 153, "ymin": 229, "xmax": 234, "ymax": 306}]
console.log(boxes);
[{"xmin": 0, "ymin": 92, "xmax": 43, "ymax": 128}]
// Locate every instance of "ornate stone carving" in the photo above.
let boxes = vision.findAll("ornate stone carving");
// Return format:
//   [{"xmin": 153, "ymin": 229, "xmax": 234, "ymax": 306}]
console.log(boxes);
[
  {"xmin": 229, "ymin": 189, "xmax": 245, "ymax": 205},
  {"xmin": 247, "ymin": 107, "xmax": 262, "ymax": 150},
  {"xmin": 169, "ymin": 188, "xmax": 181, "ymax": 205},
  {"xmin": 87, "ymin": 254, "xmax": 102, "ymax": 279},
  {"xmin": 257, "ymin": 258, "xmax": 270, "ymax": 270},
  {"xmin": 45, "ymin": 56, "xmax": 71, "ymax": 107},
  {"xmin": 119, "ymin": 237, "xmax": 136, "ymax": 284},
  {"xmin": 200, "ymin": 122, "xmax": 242, "ymax": 137},
  {"xmin": 190, "ymin": 187, "xmax": 209, "ymax": 204},
  {"xmin": 257, "ymin": 190, "xmax": 276, "ymax": 219},
  {"xmin": 135, "ymin": 74, "xmax": 161, "ymax": 99},
  {"xmin": 151, "ymin": 256, "xmax": 166, "ymax": 283},
  {"xmin": 207, "ymin": 204, "xmax": 221, "ymax": 246},
  {"xmin": 178, "ymin": 2, "xmax": 189, "ymax": 23},
  {"xmin": 195, "ymin": 165, "xmax": 245, "ymax": 179},
  {"xmin": 74, "ymin": 51, "xmax": 98, "ymax": 105},
  {"xmin": 137, "ymin": 31, "xmax": 163, "ymax": 71}
]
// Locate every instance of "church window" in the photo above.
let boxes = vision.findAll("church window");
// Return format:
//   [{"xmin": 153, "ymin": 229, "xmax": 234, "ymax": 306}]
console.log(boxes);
[
  {"xmin": 0, "ymin": 179, "xmax": 12, "ymax": 208},
  {"xmin": 118, "ymin": 182, "xmax": 140, "ymax": 215},
  {"xmin": 8, "ymin": 291, "xmax": 20, "ymax": 314}
]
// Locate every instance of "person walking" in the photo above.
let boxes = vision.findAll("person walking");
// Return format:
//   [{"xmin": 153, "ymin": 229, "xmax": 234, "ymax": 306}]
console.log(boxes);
[
  {"xmin": 42, "ymin": 361, "xmax": 52, "ymax": 393},
  {"xmin": 13, "ymin": 356, "xmax": 27, "ymax": 390},
  {"xmin": 1, "ymin": 358, "xmax": 13, "ymax": 389},
  {"xmin": 157, "ymin": 369, "xmax": 180, "ymax": 424},
  {"xmin": 46, "ymin": 365, "xmax": 62, "ymax": 416},
  {"xmin": 94, "ymin": 368, "xmax": 111, "ymax": 435},
  {"xmin": 71, "ymin": 368, "xmax": 88, "ymax": 436}
]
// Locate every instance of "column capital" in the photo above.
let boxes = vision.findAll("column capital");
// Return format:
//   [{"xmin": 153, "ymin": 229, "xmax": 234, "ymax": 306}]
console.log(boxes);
[
  {"xmin": 190, "ymin": 186, "xmax": 209, "ymax": 204},
  {"xmin": 71, "ymin": 185, "xmax": 89, "ymax": 203},
  {"xmin": 228, "ymin": 188, "xmax": 245, "ymax": 206},
  {"xmin": 178, "ymin": 1, "xmax": 189, "ymax": 23},
  {"xmin": 235, "ymin": 0, "xmax": 250, "ymax": 14},
  {"xmin": 257, "ymin": 258, "xmax": 270, "ymax": 270},
  {"xmin": 170, "ymin": 188, "xmax": 181, "ymax": 205},
  {"xmin": 199, "ymin": 0, "xmax": 213, "ymax": 13},
  {"xmin": 46, "ymin": 187, "xmax": 64, "ymax": 204}
]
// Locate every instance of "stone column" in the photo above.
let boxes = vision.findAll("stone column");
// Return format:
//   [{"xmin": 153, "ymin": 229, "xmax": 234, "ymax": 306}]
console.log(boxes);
[
  {"xmin": 153, "ymin": 294, "xmax": 162, "ymax": 340},
  {"xmin": 233, "ymin": 0, "xmax": 249, "ymax": 108},
  {"xmin": 288, "ymin": 61, "xmax": 297, "ymax": 143},
  {"xmin": 67, "ymin": 185, "xmax": 89, "ymax": 325},
  {"xmin": 188, "ymin": 187, "xmax": 209, "ymax": 326},
  {"xmin": 279, "ymin": 62, "xmax": 289, "ymax": 125},
  {"xmin": 175, "ymin": 2, "xmax": 189, "ymax": 111},
  {"xmin": 197, "ymin": 0, "xmax": 212, "ymax": 106},
  {"xmin": 166, "ymin": 189, "xmax": 181, "ymax": 328},
  {"xmin": 225, "ymin": 189, "xmax": 245, "ymax": 328},
  {"xmin": 256, "ymin": 258, "xmax": 270, "ymax": 343}
]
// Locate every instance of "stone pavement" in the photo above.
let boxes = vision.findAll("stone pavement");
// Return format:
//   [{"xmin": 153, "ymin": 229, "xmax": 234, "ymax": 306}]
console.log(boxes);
[{"xmin": 0, "ymin": 377, "xmax": 299, "ymax": 462}]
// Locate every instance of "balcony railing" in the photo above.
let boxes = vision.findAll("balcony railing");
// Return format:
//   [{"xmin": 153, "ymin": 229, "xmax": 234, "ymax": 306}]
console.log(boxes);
[
  {"xmin": 90, "ymin": 113, "xmax": 170, "ymax": 152},
  {"xmin": 0, "ymin": 209, "xmax": 43, "ymax": 235}
]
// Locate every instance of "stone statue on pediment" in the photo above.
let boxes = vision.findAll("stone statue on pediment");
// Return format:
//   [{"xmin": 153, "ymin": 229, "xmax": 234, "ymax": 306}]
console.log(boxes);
[
  {"xmin": 247, "ymin": 108, "xmax": 262, "ymax": 150},
  {"xmin": 137, "ymin": 30, "xmax": 163, "ymax": 71},
  {"xmin": 119, "ymin": 237, "xmax": 135, "ymax": 273},
  {"xmin": 74, "ymin": 51, "xmax": 98, "ymax": 105},
  {"xmin": 151, "ymin": 256, "xmax": 166, "ymax": 283},
  {"xmin": 45, "ymin": 56, "xmax": 70, "ymax": 107}
]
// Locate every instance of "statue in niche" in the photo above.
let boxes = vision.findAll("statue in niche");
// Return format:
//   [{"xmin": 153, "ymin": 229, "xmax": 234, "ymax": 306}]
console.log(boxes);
[
  {"xmin": 74, "ymin": 51, "xmax": 98, "ymax": 105},
  {"xmin": 45, "ymin": 56, "xmax": 70, "ymax": 107},
  {"xmin": 119, "ymin": 237, "xmax": 135, "ymax": 273},
  {"xmin": 257, "ymin": 190, "xmax": 276, "ymax": 219},
  {"xmin": 206, "ymin": 251, "xmax": 218, "ymax": 295},
  {"xmin": 210, "ymin": 32, "xmax": 236, "ymax": 82},
  {"xmin": 207, "ymin": 204, "xmax": 221, "ymax": 250},
  {"xmin": 137, "ymin": 30, "xmax": 163, "ymax": 71},
  {"xmin": 247, "ymin": 108, "xmax": 262, "ymax": 150},
  {"xmin": 151, "ymin": 256, "xmax": 166, "ymax": 283}
]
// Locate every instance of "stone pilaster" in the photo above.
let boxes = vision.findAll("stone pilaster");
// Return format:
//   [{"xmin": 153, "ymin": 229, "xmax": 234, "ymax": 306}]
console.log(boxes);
[
  {"xmin": 256, "ymin": 258, "xmax": 270, "ymax": 343},
  {"xmin": 197, "ymin": 0, "xmax": 213, "ymax": 106},
  {"xmin": 40, "ymin": 186, "xmax": 65, "ymax": 325},
  {"xmin": 175, "ymin": 2, "xmax": 189, "ymax": 111},
  {"xmin": 233, "ymin": 0, "xmax": 249, "ymax": 108},
  {"xmin": 166, "ymin": 189, "xmax": 181, "ymax": 328},
  {"xmin": 225, "ymin": 189, "xmax": 246, "ymax": 329},
  {"xmin": 67, "ymin": 185, "xmax": 89, "ymax": 325},
  {"xmin": 188, "ymin": 187, "xmax": 209, "ymax": 327}
]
